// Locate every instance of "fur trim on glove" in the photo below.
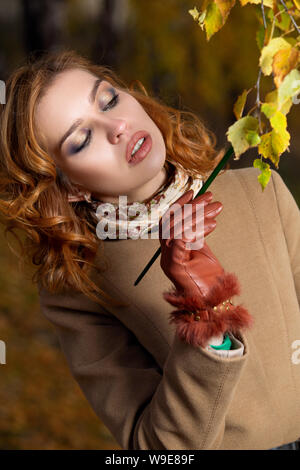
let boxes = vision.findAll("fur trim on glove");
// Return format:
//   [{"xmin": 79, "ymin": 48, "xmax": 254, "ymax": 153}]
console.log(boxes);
[{"xmin": 163, "ymin": 271, "xmax": 254, "ymax": 349}]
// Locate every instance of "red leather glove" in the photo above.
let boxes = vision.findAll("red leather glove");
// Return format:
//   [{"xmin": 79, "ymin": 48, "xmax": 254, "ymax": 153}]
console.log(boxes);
[
  {"xmin": 159, "ymin": 189, "xmax": 225, "ymax": 298},
  {"xmin": 159, "ymin": 189, "xmax": 253, "ymax": 348}
]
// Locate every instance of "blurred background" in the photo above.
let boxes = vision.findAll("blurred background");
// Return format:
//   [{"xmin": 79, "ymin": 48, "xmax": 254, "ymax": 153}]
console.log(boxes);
[{"xmin": 0, "ymin": 0, "xmax": 299, "ymax": 450}]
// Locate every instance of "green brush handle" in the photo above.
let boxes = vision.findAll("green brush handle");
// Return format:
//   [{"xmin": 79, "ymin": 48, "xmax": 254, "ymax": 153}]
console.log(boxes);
[{"xmin": 133, "ymin": 144, "xmax": 234, "ymax": 286}]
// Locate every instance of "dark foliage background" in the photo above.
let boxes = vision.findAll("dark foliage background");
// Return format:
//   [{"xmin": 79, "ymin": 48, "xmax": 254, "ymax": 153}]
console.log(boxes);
[{"xmin": 0, "ymin": 0, "xmax": 299, "ymax": 449}]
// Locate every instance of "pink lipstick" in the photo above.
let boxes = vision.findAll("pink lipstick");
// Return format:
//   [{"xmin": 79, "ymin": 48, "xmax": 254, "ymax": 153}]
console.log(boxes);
[{"xmin": 126, "ymin": 131, "xmax": 152, "ymax": 166}]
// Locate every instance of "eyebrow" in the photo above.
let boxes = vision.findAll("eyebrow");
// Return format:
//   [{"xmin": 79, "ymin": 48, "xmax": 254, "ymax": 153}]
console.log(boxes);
[{"xmin": 58, "ymin": 77, "xmax": 103, "ymax": 151}]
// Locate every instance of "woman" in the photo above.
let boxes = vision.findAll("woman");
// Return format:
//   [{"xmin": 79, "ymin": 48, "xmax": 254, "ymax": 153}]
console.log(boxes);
[{"xmin": 0, "ymin": 49, "xmax": 300, "ymax": 450}]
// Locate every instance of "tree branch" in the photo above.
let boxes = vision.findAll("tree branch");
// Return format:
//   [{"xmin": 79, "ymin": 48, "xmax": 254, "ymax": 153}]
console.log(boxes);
[
  {"xmin": 261, "ymin": 0, "xmax": 267, "ymax": 29},
  {"xmin": 279, "ymin": 0, "xmax": 300, "ymax": 35},
  {"xmin": 255, "ymin": 68, "xmax": 263, "ymax": 134}
]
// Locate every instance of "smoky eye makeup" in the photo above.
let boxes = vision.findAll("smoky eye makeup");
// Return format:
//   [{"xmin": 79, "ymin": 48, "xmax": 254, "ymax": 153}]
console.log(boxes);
[
  {"xmin": 99, "ymin": 87, "xmax": 116, "ymax": 107},
  {"xmin": 65, "ymin": 85, "xmax": 120, "ymax": 155},
  {"xmin": 67, "ymin": 128, "xmax": 91, "ymax": 155}
]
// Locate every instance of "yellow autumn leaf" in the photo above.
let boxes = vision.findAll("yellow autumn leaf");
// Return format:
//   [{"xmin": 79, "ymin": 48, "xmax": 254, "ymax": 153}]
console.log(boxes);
[
  {"xmin": 270, "ymin": 112, "xmax": 287, "ymax": 134},
  {"xmin": 258, "ymin": 128, "xmax": 290, "ymax": 168},
  {"xmin": 202, "ymin": 0, "xmax": 211, "ymax": 9},
  {"xmin": 277, "ymin": 68, "xmax": 300, "ymax": 109},
  {"xmin": 215, "ymin": 0, "xmax": 236, "ymax": 22},
  {"xmin": 239, "ymin": 0, "xmax": 274, "ymax": 8},
  {"xmin": 272, "ymin": 47, "xmax": 299, "ymax": 88},
  {"xmin": 265, "ymin": 89, "xmax": 293, "ymax": 114},
  {"xmin": 261, "ymin": 102, "xmax": 289, "ymax": 153},
  {"xmin": 292, "ymin": 0, "xmax": 300, "ymax": 9},
  {"xmin": 259, "ymin": 37, "xmax": 292, "ymax": 75},
  {"xmin": 204, "ymin": 1, "xmax": 224, "ymax": 40},
  {"xmin": 271, "ymin": 127, "xmax": 290, "ymax": 158},
  {"xmin": 233, "ymin": 89, "xmax": 251, "ymax": 120}
]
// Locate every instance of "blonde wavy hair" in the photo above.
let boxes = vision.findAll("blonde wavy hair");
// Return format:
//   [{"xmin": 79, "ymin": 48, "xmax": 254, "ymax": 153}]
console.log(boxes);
[{"xmin": 0, "ymin": 49, "xmax": 227, "ymax": 309}]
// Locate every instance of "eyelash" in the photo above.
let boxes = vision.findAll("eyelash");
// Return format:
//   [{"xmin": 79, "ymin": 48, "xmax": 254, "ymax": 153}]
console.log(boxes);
[{"xmin": 72, "ymin": 92, "xmax": 120, "ymax": 154}]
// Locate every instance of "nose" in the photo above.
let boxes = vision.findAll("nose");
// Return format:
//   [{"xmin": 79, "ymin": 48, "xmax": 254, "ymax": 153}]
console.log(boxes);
[{"xmin": 106, "ymin": 119, "xmax": 127, "ymax": 144}]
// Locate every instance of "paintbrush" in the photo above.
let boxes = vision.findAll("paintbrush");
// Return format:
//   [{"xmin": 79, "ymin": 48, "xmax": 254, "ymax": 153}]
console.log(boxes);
[{"xmin": 133, "ymin": 144, "xmax": 234, "ymax": 286}]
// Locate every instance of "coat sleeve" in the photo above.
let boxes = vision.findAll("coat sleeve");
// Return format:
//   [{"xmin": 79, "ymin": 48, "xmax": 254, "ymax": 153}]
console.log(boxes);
[
  {"xmin": 271, "ymin": 170, "xmax": 300, "ymax": 307},
  {"xmin": 38, "ymin": 284, "xmax": 249, "ymax": 450}
]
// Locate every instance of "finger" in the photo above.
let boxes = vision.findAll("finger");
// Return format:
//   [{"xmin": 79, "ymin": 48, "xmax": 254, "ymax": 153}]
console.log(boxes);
[
  {"xmin": 166, "ymin": 201, "xmax": 221, "ymax": 240},
  {"xmin": 164, "ymin": 190, "xmax": 213, "ymax": 222},
  {"xmin": 167, "ymin": 238, "xmax": 192, "ymax": 263},
  {"xmin": 173, "ymin": 189, "xmax": 213, "ymax": 206},
  {"xmin": 170, "ymin": 218, "xmax": 216, "ymax": 243},
  {"xmin": 205, "ymin": 201, "xmax": 223, "ymax": 218},
  {"xmin": 159, "ymin": 189, "xmax": 194, "ymax": 237},
  {"xmin": 182, "ymin": 220, "xmax": 217, "ymax": 251},
  {"xmin": 170, "ymin": 199, "xmax": 221, "ymax": 234},
  {"xmin": 160, "ymin": 192, "xmax": 213, "ymax": 239},
  {"xmin": 170, "ymin": 220, "xmax": 216, "ymax": 253}
]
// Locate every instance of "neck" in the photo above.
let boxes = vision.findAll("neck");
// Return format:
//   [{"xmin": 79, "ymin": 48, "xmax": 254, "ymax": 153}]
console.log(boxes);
[
  {"xmin": 92, "ymin": 164, "xmax": 171, "ymax": 205},
  {"xmin": 127, "ymin": 165, "xmax": 169, "ymax": 204}
]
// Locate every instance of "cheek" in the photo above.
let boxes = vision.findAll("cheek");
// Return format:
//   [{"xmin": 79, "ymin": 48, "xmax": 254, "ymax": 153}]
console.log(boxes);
[
  {"xmin": 153, "ymin": 127, "xmax": 166, "ymax": 152},
  {"xmin": 67, "ymin": 151, "xmax": 118, "ymax": 182}
]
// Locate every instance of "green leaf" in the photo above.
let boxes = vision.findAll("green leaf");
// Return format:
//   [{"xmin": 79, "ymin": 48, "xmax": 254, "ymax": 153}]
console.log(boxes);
[
  {"xmin": 246, "ymin": 130, "xmax": 261, "ymax": 146},
  {"xmin": 226, "ymin": 116, "xmax": 260, "ymax": 159},
  {"xmin": 256, "ymin": 24, "xmax": 265, "ymax": 51},
  {"xmin": 284, "ymin": 37, "xmax": 298, "ymax": 47},
  {"xmin": 253, "ymin": 158, "xmax": 272, "ymax": 191},
  {"xmin": 275, "ymin": 3, "xmax": 292, "ymax": 32},
  {"xmin": 261, "ymin": 102, "xmax": 277, "ymax": 118}
]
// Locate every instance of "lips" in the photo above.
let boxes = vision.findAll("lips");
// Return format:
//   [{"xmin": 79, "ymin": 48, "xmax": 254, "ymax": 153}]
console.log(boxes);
[{"xmin": 126, "ymin": 131, "xmax": 150, "ymax": 163}]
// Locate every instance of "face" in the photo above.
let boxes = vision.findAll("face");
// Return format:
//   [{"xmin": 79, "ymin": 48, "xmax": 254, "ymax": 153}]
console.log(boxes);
[{"xmin": 34, "ymin": 68, "xmax": 167, "ymax": 204}]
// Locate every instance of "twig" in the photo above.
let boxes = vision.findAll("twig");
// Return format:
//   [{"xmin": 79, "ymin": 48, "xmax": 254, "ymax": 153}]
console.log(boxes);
[
  {"xmin": 281, "ymin": 27, "xmax": 297, "ymax": 37},
  {"xmin": 279, "ymin": 0, "xmax": 300, "ymax": 35},
  {"xmin": 261, "ymin": 0, "xmax": 267, "ymax": 29},
  {"xmin": 247, "ymin": 102, "xmax": 259, "ymax": 116},
  {"xmin": 270, "ymin": 10, "xmax": 276, "ymax": 41},
  {"xmin": 255, "ymin": 68, "xmax": 263, "ymax": 134},
  {"xmin": 255, "ymin": 1, "xmax": 272, "ymax": 134}
]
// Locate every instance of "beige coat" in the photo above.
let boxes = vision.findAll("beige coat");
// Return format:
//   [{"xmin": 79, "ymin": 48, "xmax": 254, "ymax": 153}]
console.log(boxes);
[{"xmin": 38, "ymin": 167, "xmax": 300, "ymax": 450}]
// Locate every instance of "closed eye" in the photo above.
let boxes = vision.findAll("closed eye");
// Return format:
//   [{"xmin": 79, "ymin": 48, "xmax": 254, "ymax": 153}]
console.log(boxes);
[
  {"xmin": 69, "ymin": 91, "xmax": 120, "ymax": 155},
  {"xmin": 103, "ymin": 93, "xmax": 119, "ymax": 111}
]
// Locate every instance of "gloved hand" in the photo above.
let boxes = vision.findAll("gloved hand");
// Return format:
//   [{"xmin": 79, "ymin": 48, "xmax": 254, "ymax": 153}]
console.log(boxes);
[
  {"xmin": 159, "ymin": 189, "xmax": 253, "ymax": 348},
  {"xmin": 159, "ymin": 189, "xmax": 225, "ymax": 299}
]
